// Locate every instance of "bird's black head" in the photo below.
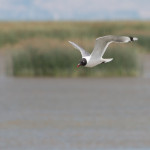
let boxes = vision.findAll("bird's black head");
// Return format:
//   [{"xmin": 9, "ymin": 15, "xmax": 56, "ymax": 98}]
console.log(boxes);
[{"xmin": 77, "ymin": 58, "xmax": 87, "ymax": 67}]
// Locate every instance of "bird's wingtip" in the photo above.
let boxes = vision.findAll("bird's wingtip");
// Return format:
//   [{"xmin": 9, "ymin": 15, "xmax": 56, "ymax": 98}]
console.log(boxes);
[
  {"xmin": 133, "ymin": 37, "xmax": 138, "ymax": 41},
  {"xmin": 130, "ymin": 37, "xmax": 138, "ymax": 41}
]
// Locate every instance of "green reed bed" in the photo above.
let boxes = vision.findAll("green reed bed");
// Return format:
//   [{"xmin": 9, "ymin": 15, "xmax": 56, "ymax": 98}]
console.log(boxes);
[
  {"xmin": 137, "ymin": 36, "xmax": 150, "ymax": 52},
  {"xmin": 0, "ymin": 21, "xmax": 150, "ymax": 51},
  {"xmin": 11, "ymin": 46, "xmax": 139, "ymax": 77}
]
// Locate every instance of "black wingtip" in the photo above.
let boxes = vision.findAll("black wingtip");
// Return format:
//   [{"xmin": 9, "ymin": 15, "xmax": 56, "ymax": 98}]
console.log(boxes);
[{"xmin": 129, "ymin": 37, "xmax": 134, "ymax": 41}]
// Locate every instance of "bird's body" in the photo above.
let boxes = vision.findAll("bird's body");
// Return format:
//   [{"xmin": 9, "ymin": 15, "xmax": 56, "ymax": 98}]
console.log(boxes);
[
  {"xmin": 83, "ymin": 56, "xmax": 113, "ymax": 67},
  {"xmin": 68, "ymin": 35, "xmax": 138, "ymax": 68}
]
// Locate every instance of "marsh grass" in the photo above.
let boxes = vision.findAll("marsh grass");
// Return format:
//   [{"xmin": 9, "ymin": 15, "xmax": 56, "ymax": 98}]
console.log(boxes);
[
  {"xmin": 12, "ymin": 47, "xmax": 78, "ymax": 76},
  {"xmin": 1, "ymin": 21, "xmax": 144, "ymax": 77},
  {"xmin": 137, "ymin": 36, "xmax": 150, "ymax": 52},
  {"xmin": 0, "ymin": 21, "xmax": 150, "ymax": 51},
  {"xmin": 11, "ymin": 46, "xmax": 139, "ymax": 77}
]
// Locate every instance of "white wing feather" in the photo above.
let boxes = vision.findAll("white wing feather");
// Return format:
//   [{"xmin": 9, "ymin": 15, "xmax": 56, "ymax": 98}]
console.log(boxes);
[
  {"xmin": 68, "ymin": 41, "xmax": 90, "ymax": 57},
  {"xmin": 90, "ymin": 35, "xmax": 137, "ymax": 61}
]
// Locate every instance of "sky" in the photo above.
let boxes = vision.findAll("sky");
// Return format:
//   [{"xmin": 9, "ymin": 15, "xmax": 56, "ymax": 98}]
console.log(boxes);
[{"xmin": 0, "ymin": 0, "xmax": 150, "ymax": 21}]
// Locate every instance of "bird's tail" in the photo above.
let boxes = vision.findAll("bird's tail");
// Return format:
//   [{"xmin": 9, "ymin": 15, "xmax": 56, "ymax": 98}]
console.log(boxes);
[{"xmin": 102, "ymin": 58, "xmax": 113, "ymax": 63}]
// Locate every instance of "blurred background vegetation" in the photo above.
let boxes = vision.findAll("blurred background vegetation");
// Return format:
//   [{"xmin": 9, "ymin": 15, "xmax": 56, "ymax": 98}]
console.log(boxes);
[{"xmin": 1, "ymin": 21, "xmax": 149, "ymax": 77}]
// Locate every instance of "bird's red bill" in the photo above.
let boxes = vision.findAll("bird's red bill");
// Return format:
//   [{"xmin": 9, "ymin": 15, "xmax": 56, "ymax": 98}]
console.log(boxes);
[{"xmin": 77, "ymin": 64, "xmax": 80, "ymax": 68}]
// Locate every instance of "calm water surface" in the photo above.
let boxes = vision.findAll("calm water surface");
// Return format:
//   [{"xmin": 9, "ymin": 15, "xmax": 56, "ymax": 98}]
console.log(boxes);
[{"xmin": 0, "ymin": 77, "xmax": 150, "ymax": 150}]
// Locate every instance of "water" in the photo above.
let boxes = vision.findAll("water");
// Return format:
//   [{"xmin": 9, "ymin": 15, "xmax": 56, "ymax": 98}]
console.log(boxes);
[{"xmin": 0, "ymin": 76, "xmax": 150, "ymax": 150}]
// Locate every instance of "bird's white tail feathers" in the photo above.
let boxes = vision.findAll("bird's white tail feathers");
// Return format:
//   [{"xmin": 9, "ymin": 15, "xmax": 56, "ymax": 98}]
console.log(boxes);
[{"xmin": 102, "ymin": 58, "xmax": 113, "ymax": 63}]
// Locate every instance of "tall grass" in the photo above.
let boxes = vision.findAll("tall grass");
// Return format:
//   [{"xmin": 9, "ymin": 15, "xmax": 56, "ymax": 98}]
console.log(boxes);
[
  {"xmin": 12, "ymin": 47, "xmax": 78, "ymax": 76},
  {"xmin": 137, "ymin": 36, "xmax": 150, "ymax": 51},
  {"xmin": 11, "ymin": 46, "xmax": 139, "ymax": 77},
  {"xmin": 1, "ymin": 21, "xmax": 143, "ymax": 77},
  {"xmin": 0, "ymin": 21, "xmax": 150, "ymax": 52}
]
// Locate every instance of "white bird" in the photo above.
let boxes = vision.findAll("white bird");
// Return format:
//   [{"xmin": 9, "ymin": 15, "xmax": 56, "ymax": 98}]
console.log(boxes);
[{"xmin": 68, "ymin": 35, "xmax": 138, "ymax": 68}]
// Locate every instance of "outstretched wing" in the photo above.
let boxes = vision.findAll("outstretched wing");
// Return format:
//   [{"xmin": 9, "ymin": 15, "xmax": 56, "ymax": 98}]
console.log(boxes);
[
  {"xmin": 90, "ymin": 35, "xmax": 138, "ymax": 61},
  {"xmin": 68, "ymin": 41, "xmax": 90, "ymax": 57}
]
